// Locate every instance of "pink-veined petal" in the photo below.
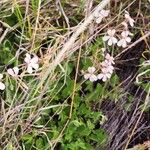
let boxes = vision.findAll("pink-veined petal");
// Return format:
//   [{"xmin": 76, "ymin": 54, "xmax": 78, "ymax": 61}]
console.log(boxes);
[
  {"xmin": 106, "ymin": 73, "xmax": 112, "ymax": 78},
  {"xmin": 97, "ymin": 73, "xmax": 104, "ymax": 80},
  {"xmin": 89, "ymin": 74, "xmax": 97, "ymax": 82}
]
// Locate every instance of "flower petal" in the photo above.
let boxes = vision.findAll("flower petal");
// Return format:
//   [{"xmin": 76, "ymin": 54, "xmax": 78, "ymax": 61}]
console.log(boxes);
[
  {"xmin": 102, "ymin": 76, "xmax": 107, "ymax": 82},
  {"xmin": 111, "ymin": 37, "xmax": 118, "ymax": 44},
  {"xmin": 0, "ymin": 82, "xmax": 5, "ymax": 90},
  {"xmin": 88, "ymin": 67, "xmax": 96, "ymax": 73},
  {"xmin": 32, "ymin": 63, "xmax": 39, "ymax": 70},
  {"xmin": 89, "ymin": 75, "xmax": 97, "ymax": 82},
  {"xmin": 7, "ymin": 68, "xmax": 15, "ymax": 76},
  {"xmin": 13, "ymin": 67, "xmax": 19, "ymax": 75},
  {"xmin": 84, "ymin": 74, "xmax": 91, "ymax": 80},
  {"xmin": 31, "ymin": 56, "xmax": 39, "ymax": 64},
  {"xmin": 27, "ymin": 66, "xmax": 33, "ymax": 74},
  {"xmin": 122, "ymin": 40, "xmax": 127, "ymax": 48},
  {"xmin": 108, "ymin": 39, "xmax": 113, "ymax": 46},
  {"xmin": 97, "ymin": 73, "xmax": 104, "ymax": 80},
  {"xmin": 101, "ymin": 10, "xmax": 110, "ymax": 17},
  {"xmin": 117, "ymin": 39, "xmax": 123, "ymax": 47},
  {"xmin": 126, "ymin": 37, "xmax": 131, "ymax": 43},
  {"xmin": 96, "ymin": 17, "xmax": 102, "ymax": 24}
]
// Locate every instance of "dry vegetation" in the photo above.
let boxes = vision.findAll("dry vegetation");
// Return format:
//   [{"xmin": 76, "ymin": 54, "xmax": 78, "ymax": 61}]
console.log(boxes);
[{"xmin": 0, "ymin": 0, "xmax": 150, "ymax": 150}]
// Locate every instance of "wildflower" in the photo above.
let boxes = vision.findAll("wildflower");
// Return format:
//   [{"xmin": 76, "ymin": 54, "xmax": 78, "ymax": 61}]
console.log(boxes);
[
  {"xmin": 105, "ymin": 53, "xmax": 115, "ymax": 65},
  {"xmin": 0, "ymin": 74, "xmax": 5, "ymax": 90},
  {"xmin": 125, "ymin": 11, "xmax": 135, "ymax": 27},
  {"xmin": 103, "ymin": 29, "xmax": 118, "ymax": 46},
  {"xmin": 94, "ymin": 9, "xmax": 110, "ymax": 24},
  {"xmin": 7, "ymin": 67, "xmax": 19, "ymax": 77},
  {"xmin": 84, "ymin": 67, "xmax": 97, "ymax": 82},
  {"xmin": 117, "ymin": 31, "xmax": 132, "ymax": 48},
  {"xmin": 98, "ymin": 53, "xmax": 115, "ymax": 82},
  {"xmin": 24, "ymin": 53, "xmax": 39, "ymax": 74},
  {"xmin": 97, "ymin": 70, "xmax": 111, "ymax": 82},
  {"xmin": 101, "ymin": 61, "xmax": 114, "ymax": 74}
]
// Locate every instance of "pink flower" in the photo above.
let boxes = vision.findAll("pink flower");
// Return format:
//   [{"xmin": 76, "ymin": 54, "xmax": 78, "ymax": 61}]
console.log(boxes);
[
  {"xmin": 103, "ymin": 29, "xmax": 118, "ymax": 46},
  {"xmin": 84, "ymin": 67, "xmax": 97, "ymax": 82},
  {"xmin": 98, "ymin": 53, "xmax": 115, "ymax": 82},
  {"xmin": 97, "ymin": 72, "xmax": 111, "ymax": 82},
  {"xmin": 0, "ymin": 74, "xmax": 5, "ymax": 90},
  {"xmin": 7, "ymin": 67, "xmax": 19, "ymax": 77},
  {"xmin": 105, "ymin": 53, "xmax": 115, "ymax": 64},
  {"xmin": 24, "ymin": 53, "xmax": 39, "ymax": 74},
  {"xmin": 94, "ymin": 9, "xmax": 110, "ymax": 24},
  {"xmin": 117, "ymin": 31, "xmax": 132, "ymax": 48}
]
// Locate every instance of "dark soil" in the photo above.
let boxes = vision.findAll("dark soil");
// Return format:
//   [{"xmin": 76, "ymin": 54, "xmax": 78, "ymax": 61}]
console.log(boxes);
[{"xmin": 93, "ymin": 32, "xmax": 150, "ymax": 150}]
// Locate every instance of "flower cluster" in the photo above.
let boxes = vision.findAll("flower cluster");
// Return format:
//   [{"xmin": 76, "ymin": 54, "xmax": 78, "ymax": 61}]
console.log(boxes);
[
  {"xmin": 84, "ymin": 53, "xmax": 115, "ymax": 82},
  {"xmin": 97, "ymin": 53, "xmax": 114, "ymax": 82},
  {"xmin": 94, "ymin": 9, "xmax": 110, "ymax": 24},
  {"xmin": 103, "ymin": 11, "xmax": 134, "ymax": 48},
  {"xmin": 0, "ymin": 53, "xmax": 39, "ymax": 90},
  {"xmin": 24, "ymin": 53, "xmax": 39, "ymax": 74}
]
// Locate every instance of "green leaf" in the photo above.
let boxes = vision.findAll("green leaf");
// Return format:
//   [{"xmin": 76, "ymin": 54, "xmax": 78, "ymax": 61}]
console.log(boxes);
[{"xmin": 90, "ymin": 129, "xmax": 107, "ymax": 144}]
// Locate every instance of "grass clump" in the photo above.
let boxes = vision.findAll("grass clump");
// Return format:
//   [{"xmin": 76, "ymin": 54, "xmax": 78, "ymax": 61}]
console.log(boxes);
[{"xmin": 0, "ymin": 0, "xmax": 150, "ymax": 150}]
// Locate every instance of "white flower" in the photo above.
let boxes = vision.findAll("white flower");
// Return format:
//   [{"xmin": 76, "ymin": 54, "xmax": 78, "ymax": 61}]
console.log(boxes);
[
  {"xmin": 101, "ymin": 61, "xmax": 114, "ymax": 74},
  {"xmin": 103, "ymin": 29, "xmax": 118, "ymax": 46},
  {"xmin": 98, "ymin": 53, "xmax": 115, "ymax": 82},
  {"xmin": 125, "ymin": 11, "xmax": 135, "ymax": 27},
  {"xmin": 24, "ymin": 53, "xmax": 39, "ymax": 74},
  {"xmin": 7, "ymin": 67, "xmax": 19, "ymax": 77},
  {"xmin": 117, "ymin": 31, "xmax": 132, "ymax": 48},
  {"xmin": 97, "ymin": 72, "xmax": 111, "ymax": 82},
  {"xmin": 0, "ymin": 74, "xmax": 5, "ymax": 90},
  {"xmin": 105, "ymin": 53, "xmax": 115, "ymax": 64},
  {"xmin": 84, "ymin": 67, "xmax": 97, "ymax": 82},
  {"xmin": 94, "ymin": 9, "xmax": 110, "ymax": 24}
]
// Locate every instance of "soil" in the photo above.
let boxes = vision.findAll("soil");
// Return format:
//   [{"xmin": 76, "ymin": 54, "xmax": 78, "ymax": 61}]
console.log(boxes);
[{"xmin": 93, "ymin": 32, "xmax": 150, "ymax": 150}]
